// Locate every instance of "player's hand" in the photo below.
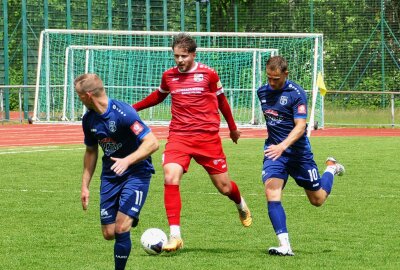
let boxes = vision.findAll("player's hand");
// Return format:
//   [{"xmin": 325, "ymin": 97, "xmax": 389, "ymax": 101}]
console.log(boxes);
[
  {"xmin": 264, "ymin": 144, "xmax": 285, "ymax": 161},
  {"xmin": 81, "ymin": 186, "xmax": 90, "ymax": 211},
  {"xmin": 110, "ymin": 157, "xmax": 130, "ymax": 176},
  {"xmin": 230, "ymin": 129, "xmax": 241, "ymax": 144}
]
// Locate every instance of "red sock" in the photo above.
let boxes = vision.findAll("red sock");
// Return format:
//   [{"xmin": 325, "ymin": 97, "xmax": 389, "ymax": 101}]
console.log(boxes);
[
  {"xmin": 164, "ymin": 184, "xmax": 181, "ymax": 226},
  {"xmin": 228, "ymin": 181, "xmax": 242, "ymax": 204}
]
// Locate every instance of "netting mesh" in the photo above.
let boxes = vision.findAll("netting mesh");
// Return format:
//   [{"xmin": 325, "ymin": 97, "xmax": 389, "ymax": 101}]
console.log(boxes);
[
  {"xmin": 34, "ymin": 31, "xmax": 323, "ymax": 127},
  {"xmin": 64, "ymin": 46, "xmax": 277, "ymax": 124}
]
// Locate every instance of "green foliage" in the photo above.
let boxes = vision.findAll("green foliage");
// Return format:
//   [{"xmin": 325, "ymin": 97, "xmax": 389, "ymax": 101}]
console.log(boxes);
[
  {"xmin": 1, "ymin": 0, "xmax": 400, "ymax": 116},
  {"xmin": 1, "ymin": 138, "xmax": 400, "ymax": 269}
]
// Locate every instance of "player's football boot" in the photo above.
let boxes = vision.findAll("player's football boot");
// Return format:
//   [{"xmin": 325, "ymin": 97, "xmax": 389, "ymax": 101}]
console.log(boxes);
[
  {"xmin": 326, "ymin": 157, "xmax": 345, "ymax": 176},
  {"xmin": 162, "ymin": 236, "xmax": 184, "ymax": 252},
  {"xmin": 237, "ymin": 197, "xmax": 252, "ymax": 227},
  {"xmin": 268, "ymin": 246, "xmax": 295, "ymax": 256}
]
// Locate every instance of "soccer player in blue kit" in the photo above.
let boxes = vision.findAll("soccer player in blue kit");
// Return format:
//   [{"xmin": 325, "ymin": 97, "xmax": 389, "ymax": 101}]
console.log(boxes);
[
  {"xmin": 75, "ymin": 74, "xmax": 159, "ymax": 269},
  {"xmin": 257, "ymin": 56, "xmax": 345, "ymax": 256}
]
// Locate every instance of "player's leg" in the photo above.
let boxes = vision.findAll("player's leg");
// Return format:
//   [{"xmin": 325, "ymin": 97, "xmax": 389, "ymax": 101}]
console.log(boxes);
[
  {"xmin": 265, "ymin": 178, "xmax": 294, "ymax": 256},
  {"xmin": 162, "ymin": 137, "xmax": 191, "ymax": 252},
  {"xmin": 303, "ymin": 157, "xmax": 345, "ymax": 206},
  {"xmin": 162, "ymin": 162, "xmax": 185, "ymax": 252},
  {"xmin": 112, "ymin": 174, "xmax": 150, "ymax": 269},
  {"xmin": 99, "ymin": 178, "xmax": 120, "ymax": 240},
  {"xmin": 99, "ymin": 185, "xmax": 131, "ymax": 269},
  {"xmin": 194, "ymin": 132, "xmax": 252, "ymax": 227},
  {"xmin": 113, "ymin": 213, "xmax": 134, "ymax": 270},
  {"xmin": 263, "ymin": 156, "xmax": 294, "ymax": 256},
  {"xmin": 209, "ymin": 172, "xmax": 252, "ymax": 227}
]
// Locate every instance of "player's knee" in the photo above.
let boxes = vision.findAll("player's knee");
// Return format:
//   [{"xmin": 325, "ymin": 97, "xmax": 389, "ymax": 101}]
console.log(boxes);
[
  {"xmin": 309, "ymin": 197, "xmax": 324, "ymax": 207},
  {"xmin": 102, "ymin": 231, "xmax": 115, "ymax": 241},
  {"xmin": 219, "ymin": 184, "xmax": 231, "ymax": 196},
  {"xmin": 114, "ymin": 223, "xmax": 131, "ymax": 235}
]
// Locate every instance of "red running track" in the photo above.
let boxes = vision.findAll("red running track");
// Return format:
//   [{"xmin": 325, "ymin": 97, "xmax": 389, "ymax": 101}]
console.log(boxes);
[{"xmin": 0, "ymin": 124, "xmax": 399, "ymax": 148}]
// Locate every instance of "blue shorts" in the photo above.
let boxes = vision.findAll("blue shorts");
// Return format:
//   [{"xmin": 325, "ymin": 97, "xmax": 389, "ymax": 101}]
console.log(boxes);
[
  {"xmin": 99, "ymin": 172, "xmax": 151, "ymax": 226},
  {"xmin": 261, "ymin": 154, "xmax": 321, "ymax": 191}
]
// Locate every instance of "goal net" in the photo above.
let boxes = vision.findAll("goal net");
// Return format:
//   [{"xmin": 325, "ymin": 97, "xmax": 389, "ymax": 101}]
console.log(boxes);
[
  {"xmin": 34, "ymin": 30, "xmax": 324, "ymax": 130},
  {"xmin": 63, "ymin": 45, "xmax": 278, "ymax": 124}
]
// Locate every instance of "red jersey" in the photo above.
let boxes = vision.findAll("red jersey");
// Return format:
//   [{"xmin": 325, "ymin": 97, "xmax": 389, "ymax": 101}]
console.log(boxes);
[{"xmin": 159, "ymin": 62, "xmax": 223, "ymax": 133}]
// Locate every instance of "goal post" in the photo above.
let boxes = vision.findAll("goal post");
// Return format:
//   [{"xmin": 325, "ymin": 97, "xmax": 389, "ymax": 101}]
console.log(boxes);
[
  {"xmin": 34, "ymin": 29, "xmax": 324, "ymax": 130},
  {"xmin": 63, "ymin": 45, "xmax": 278, "ymax": 123}
]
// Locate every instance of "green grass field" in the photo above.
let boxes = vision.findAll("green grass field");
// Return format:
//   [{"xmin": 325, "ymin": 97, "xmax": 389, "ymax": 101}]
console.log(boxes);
[{"xmin": 1, "ymin": 137, "xmax": 399, "ymax": 270}]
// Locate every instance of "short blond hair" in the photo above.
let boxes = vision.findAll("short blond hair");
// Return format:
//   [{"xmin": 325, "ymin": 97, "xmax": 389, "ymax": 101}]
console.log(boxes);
[{"xmin": 74, "ymin": 73, "xmax": 104, "ymax": 96}]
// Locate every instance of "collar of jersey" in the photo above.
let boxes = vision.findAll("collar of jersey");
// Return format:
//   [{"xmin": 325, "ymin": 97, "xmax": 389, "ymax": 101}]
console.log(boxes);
[{"xmin": 266, "ymin": 80, "xmax": 290, "ymax": 92}]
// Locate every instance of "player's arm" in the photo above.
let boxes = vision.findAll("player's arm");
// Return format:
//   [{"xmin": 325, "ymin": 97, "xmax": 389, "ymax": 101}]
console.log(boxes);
[
  {"xmin": 133, "ymin": 89, "xmax": 169, "ymax": 111},
  {"xmin": 264, "ymin": 118, "xmax": 306, "ymax": 161},
  {"xmin": 81, "ymin": 144, "xmax": 98, "ymax": 210},
  {"xmin": 217, "ymin": 93, "xmax": 240, "ymax": 144},
  {"xmin": 110, "ymin": 132, "xmax": 159, "ymax": 175}
]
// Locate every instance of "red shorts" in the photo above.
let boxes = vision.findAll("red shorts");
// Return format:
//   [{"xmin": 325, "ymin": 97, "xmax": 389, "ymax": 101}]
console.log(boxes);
[{"xmin": 163, "ymin": 132, "xmax": 228, "ymax": 175}]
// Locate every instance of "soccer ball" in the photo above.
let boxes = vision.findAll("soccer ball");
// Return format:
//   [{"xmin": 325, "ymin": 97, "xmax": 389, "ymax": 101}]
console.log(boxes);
[{"xmin": 140, "ymin": 228, "xmax": 168, "ymax": 255}]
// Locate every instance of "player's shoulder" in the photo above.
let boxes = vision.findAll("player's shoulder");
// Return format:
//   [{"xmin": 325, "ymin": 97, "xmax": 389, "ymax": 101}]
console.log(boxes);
[
  {"xmin": 197, "ymin": 62, "xmax": 217, "ymax": 74},
  {"xmin": 82, "ymin": 110, "xmax": 91, "ymax": 122},
  {"xmin": 285, "ymin": 80, "xmax": 306, "ymax": 96},
  {"xmin": 109, "ymin": 99, "xmax": 135, "ymax": 115},
  {"xmin": 257, "ymin": 84, "xmax": 270, "ymax": 96},
  {"xmin": 286, "ymin": 80, "xmax": 304, "ymax": 92},
  {"xmin": 164, "ymin": 66, "xmax": 179, "ymax": 75}
]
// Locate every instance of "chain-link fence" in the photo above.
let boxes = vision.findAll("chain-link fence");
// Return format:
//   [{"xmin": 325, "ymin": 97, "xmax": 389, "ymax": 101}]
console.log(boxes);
[{"xmin": 1, "ymin": 0, "xmax": 399, "ymax": 126}]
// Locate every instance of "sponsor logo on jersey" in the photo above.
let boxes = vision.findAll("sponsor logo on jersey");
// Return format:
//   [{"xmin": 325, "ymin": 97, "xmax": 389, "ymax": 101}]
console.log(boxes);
[
  {"xmin": 90, "ymin": 128, "xmax": 97, "ymax": 132},
  {"xmin": 194, "ymin": 73, "xmax": 204, "ymax": 82},
  {"xmin": 265, "ymin": 109, "xmax": 278, "ymax": 117},
  {"xmin": 264, "ymin": 109, "xmax": 283, "ymax": 125},
  {"xmin": 172, "ymin": 77, "xmax": 179, "ymax": 81},
  {"xmin": 313, "ymin": 183, "xmax": 320, "ymax": 187},
  {"xmin": 175, "ymin": 87, "xmax": 204, "ymax": 94},
  {"xmin": 131, "ymin": 207, "xmax": 139, "ymax": 212},
  {"xmin": 130, "ymin": 121, "xmax": 144, "ymax": 135},
  {"xmin": 99, "ymin": 138, "xmax": 123, "ymax": 156},
  {"xmin": 298, "ymin": 104, "xmax": 306, "ymax": 114},
  {"xmin": 217, "ymin": 80, "xmax": 223, "ymax": 89},
  {"xmin": 280, "ymin": 96, "xmax": 288, "ymax": 105},
  {"xmin": 108, "ymin": 121, "xmax": 117, "ymax": 132}
]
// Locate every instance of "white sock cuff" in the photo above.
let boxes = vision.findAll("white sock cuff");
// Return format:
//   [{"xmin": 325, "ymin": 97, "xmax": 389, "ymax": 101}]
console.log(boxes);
[
  {"xmin": 325, "ymin": 165, "xmax": 336, "ymax": 175},
  {"xmin": 170, "ymin": 225, "xmax": 181, "ymax": 238}
]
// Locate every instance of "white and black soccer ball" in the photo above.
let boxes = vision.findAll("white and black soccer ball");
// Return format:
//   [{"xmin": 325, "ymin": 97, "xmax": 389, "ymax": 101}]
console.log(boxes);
[{"xmin": 140, "ymin": 228, "xmax": 168, "ymax": 255}]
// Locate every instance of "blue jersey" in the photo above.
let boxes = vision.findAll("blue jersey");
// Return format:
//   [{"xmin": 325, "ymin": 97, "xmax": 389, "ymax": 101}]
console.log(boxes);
[
  {"xmin": 82, "ymin": 99, "xmax": 155, "ymax": 180},
  {"xmin": 257, "ymin": 80, "xmax": 312, "ymax": 157}
]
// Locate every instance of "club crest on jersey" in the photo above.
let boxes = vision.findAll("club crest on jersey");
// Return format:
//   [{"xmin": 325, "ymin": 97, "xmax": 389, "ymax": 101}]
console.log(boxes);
[
  {"xmin": 194, "ymin": 73, "xmax": 203, "ymax": 82},
  {"xmin": 108, "ymin": 121, "xmax": 117, "ymax": 132},
  {"xmin": 130, "ymin": 121, "xmax": 144, "ymax": 135},
  {"xmin": 280, "ymin": 96, "xmax": 288, "ymax": 105}
]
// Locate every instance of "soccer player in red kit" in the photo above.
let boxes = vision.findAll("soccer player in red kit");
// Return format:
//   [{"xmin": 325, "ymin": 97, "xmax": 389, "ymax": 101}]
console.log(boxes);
[{"xmin": 133, "ymin": 33, "xmax": 252, "ymax": 252}]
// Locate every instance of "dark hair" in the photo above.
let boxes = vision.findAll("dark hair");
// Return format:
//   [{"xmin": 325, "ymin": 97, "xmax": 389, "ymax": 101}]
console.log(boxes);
[
  {"xmin": 172, "ymin": 33, "xmax": 197, "ymax": 53},
  {"xmin": 266, "ymin": 56, "xmax": 288, "ymax": 73}
]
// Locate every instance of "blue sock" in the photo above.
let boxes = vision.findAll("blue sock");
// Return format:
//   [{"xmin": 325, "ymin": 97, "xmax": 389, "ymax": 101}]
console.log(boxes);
[
  {"xmin": 320, "ymin": 171, "xmax": 334, "ymax": 194},
  {"xmin": 267, "ymin": 201, "xmax": 287, "ymax": 235},
  {"xmin": 114, "ymin": 232, "xmax": 131, "ymax": 270}
]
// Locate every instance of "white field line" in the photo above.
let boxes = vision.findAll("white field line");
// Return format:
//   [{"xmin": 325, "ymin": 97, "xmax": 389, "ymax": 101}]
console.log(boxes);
[
  {"xmin": 0, "ymin": 146, "xmax": 84, "ymax": 155},
  {"xmin": 0, "ymin": 188, "xmax": 397, "ymax": 198}
]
